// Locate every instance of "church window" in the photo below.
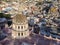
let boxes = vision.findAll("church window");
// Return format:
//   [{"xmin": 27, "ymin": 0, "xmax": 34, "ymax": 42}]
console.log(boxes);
[
  {"xmin": 21, "ymin": 33, "xmax": 23, "ymax": 36},
  {"xmin": 18, "ymin": 33, "xmax": 20, "ymax": 36},
  {"xmin": 21, "ymin": 26, "xmax": 23, "ymax": 29},
  {"xmin": 18, "ymin": 26, "xmax": 20, "ymax": 29},
  {"xmin": 15, "ymin": 26, "xmax": 17, "ymax": 28},
  {"xmin": 24, "ymin": 26, "xmax": 26, "ymax": 28}
]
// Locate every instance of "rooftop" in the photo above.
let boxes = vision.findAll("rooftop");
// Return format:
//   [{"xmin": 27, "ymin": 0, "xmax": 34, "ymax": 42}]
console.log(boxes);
[{"xmin": 13, "ymin": 14, "xmax": 27, "ymax": 24}]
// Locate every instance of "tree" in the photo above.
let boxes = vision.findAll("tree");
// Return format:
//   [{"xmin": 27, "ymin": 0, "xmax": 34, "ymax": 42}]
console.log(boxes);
[
  {"xmin": 4, "ymin": 14, "xmax": 11, "ymax": 19},
  {"xmin": 0, "ymin": 13, "xmax": 4, "ymax": 18},
  {"xmin": 0, "ymin": 13, "xmax": 11, "ymax": 19}
]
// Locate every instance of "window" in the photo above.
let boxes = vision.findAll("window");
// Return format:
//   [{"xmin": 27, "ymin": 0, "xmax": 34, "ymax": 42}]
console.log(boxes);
[
  {"xmin": 24, "ymin": 32, "xmax": 26, "ymax": 35},
  {"xmin": 15, "ymin": 26, "xmax": 17, "ymax": 29},
  {"xmin": 24, "ymin": 26, "xmax": 26, "ymax": 28},
  {"xmin": 18, "ymin": 26, "xmax": 20, "ymax": 29},
  {"xmin": 18, "ymin": 33, "xmax": 20, "ymax": 36},
  {"xmin": 21, "ymin": 33, "xmax": 23, "ymax": 36},
  {"xmin": 21, "ymin": 26, "xmax": 23, "ymax": 29}
]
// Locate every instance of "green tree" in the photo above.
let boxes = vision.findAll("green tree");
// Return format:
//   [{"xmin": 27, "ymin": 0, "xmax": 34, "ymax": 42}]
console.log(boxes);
[
  {"xmin": 4, "ymin": 14, "xmax": 11, "ymax": 19},
  {"xmin": 0, "ymin": 13, "xmax": 11, "ymax": 19},
  {"xmin": 0, "ymin": 13, "xmax": 4, "ymax": 18}
]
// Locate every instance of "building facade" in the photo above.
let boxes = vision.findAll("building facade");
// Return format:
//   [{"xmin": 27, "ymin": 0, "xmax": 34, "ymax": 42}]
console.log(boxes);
[{"xmin": 11, "ymin": 14, "xmax": 29, "ymax": 39}]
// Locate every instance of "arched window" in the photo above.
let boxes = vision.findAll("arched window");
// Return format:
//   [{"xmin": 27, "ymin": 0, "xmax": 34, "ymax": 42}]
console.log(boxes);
[
  {"xmin": 21, "ymin": 26, "xmax": 23, "ymax": 29},
  {"xmin": 18, "ymin": 33, "xmax": 20, "ymax": 36},
  {"xmin": 24, "ymin": 26, "xmax": 26, "ymax": 28},
  {"xmin": 21, "ymin": 33, "xmax": 23, "ymax": 36},
  {"xmin": 15, "ymin": 25, "xmax": 17, "ymax": 29},
  {"xmin": 18, "ymin": 26, "xmax": 20, "ymax": 29}
]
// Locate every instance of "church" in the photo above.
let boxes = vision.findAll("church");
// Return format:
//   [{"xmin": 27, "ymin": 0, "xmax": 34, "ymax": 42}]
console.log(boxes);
[{"xmin": 11, "ymin": 14, "xmax": 29, "ymax": 39}]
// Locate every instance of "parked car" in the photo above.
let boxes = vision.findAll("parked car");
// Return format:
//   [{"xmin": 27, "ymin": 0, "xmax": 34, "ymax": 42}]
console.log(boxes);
[
  {"xmin": 40, "ymin": 31, "xmax": 44, "ymax": 36},
  {"xmin": 56, "ymin": 35, "xmax": 60, "ymax": 39},
  {"xmin": 45, "ymin": 31, "xmax": 50, "ymax": 37},
  {"xmin": 51, "ymin": 34, "xmax": 57, "ymax": 39}
]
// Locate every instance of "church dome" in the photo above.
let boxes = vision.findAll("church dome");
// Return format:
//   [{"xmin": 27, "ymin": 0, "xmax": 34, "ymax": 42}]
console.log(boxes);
[
  {"xmin": 12, "ymin": 14, "xmax": 29, "ymax": 39},
  {"xmin": 13, "ymin": 14, "xmax": 27, "ymax": 24}
]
